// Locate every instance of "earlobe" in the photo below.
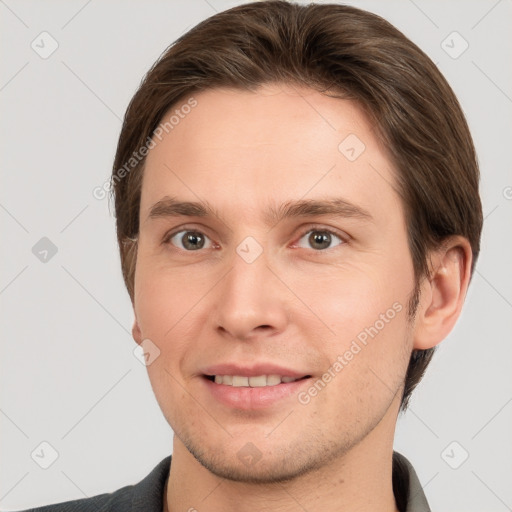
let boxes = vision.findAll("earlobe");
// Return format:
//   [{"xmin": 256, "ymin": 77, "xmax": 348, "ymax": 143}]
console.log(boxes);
[
  {"xmin": 132, "ymin": 317, "xmax": 143, "ymax": 345},
  {"xmin": 413, "ymin": 237, "xmax": 473, "ymax": 350}
]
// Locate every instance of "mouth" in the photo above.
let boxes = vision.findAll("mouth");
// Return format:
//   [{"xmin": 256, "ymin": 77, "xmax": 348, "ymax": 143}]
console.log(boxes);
[
  {"xmin": 203, "ymin": 374, "xmax": 311, "ymax": 387},
  {"xmin": 199, "ymin": 365, "xmax": 313, "ymax": 410},
  {"xmin": 198, "ymin": 362, "xmax": 313, "ymax": 409}
]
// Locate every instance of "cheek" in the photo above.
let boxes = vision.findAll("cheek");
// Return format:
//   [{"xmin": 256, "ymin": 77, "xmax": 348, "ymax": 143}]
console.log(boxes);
[
  {"xmin": 297, "ymin": 277, "xmax": 411, "ymax": 419},
  {"xmin": 133, "ymin": 252, "xmax": 216, "ymax": 383},
  {"xmin": 287, "ymin": 258, "xmax": 413, "ymax": 391},
  {"xmin": 133, "ymin": 261, "xmax": 203, "ymax": 416},
  {"xmin": 289, "ymin": 261, "xmax": 409, "ymax": 337},
  {"xmin": 134, "ymin": 252, "xmax": 202, "ymax": 336}
]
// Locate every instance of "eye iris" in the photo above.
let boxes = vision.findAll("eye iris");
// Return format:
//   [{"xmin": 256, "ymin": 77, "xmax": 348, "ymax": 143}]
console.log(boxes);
[
  {"xmin": 182, "ymin": 232, "xmax": 205, "ymax": 250},
  {"xmin": 309, "ymin": 231, "xmax": 331, "ymax": 250}
]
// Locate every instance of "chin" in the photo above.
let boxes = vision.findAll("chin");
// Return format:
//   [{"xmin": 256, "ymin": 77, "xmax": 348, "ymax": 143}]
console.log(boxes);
[
  {"xmin": 179, "ymin": 428, "xmax": 350, "ymax": 485},
  {"xmin": 192, "ymin": 450, "xmax": 318, "ymax": 484}
]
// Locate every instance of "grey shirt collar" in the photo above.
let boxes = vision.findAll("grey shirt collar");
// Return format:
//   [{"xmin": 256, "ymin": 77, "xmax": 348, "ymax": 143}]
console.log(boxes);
[
  {"xmin": 131, "ymin": 451, "xmax": 431, "ymax": 512},
  {"xmin": 393, "ymin": 451, "xmax": 432, "ymax": 512}
]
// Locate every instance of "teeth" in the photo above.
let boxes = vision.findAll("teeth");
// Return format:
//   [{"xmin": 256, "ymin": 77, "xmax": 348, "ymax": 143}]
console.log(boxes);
[
  {"xmin": 232, "ymin": 376, "xmax": 249, "ymax": 387},
  {"xmin": 248, "ymin": 375, "xmax": 267, "ymax": 387},
  {"xmin": 211, "ymin": 374, "xmax": 300, "ymax": 387},
  {"xmin": 266, "ymin": 375, "xmax": 282, "ymax": 386}
]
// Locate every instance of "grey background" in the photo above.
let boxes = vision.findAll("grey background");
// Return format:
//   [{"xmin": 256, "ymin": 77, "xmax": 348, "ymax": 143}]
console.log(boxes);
[{"xmin": 1, "ymin": 0, "xmax": 511, "ymax": 510}]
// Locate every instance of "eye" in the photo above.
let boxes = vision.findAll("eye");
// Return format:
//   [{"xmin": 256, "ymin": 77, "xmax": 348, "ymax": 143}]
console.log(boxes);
[
  {"xmin": 295, "ymin": 228, "xmax": 345, "ymax": 251},
  {"xmin": 165, "ymin": 229, "xmax": 213, "ymax": 251}
]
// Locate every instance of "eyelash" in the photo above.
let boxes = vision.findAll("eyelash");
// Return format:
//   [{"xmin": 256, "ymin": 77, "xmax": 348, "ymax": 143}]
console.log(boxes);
[{"xmin": 162, "ymin": 224, "xmax": 347, "ymax": 253}]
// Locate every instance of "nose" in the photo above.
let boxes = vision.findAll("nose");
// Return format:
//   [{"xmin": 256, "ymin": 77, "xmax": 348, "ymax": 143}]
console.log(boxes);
[{"xmin": 212, "ymin": 248, "xmax": 290, "ymax": 341}]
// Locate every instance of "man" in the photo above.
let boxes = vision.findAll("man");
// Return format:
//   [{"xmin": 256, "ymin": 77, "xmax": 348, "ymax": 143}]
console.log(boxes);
[{"xmin": 15, "ymin": 1, "xmax": 482, "ymax": 511}]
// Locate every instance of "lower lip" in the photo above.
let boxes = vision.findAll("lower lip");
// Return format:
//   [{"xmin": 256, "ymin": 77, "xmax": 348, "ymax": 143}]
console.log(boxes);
[{"xmin": 202, "ymin": 376, "xmax": 311, "ymax": 410}]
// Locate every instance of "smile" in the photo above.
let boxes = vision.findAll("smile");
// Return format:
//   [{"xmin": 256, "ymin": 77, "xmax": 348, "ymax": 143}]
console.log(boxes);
[{"xmin": 207, "ymin": 374, "xmax": 310, "ymax": 387}]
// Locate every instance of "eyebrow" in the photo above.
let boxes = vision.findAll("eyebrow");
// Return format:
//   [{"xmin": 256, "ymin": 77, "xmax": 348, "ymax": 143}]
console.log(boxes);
[{"xmin": 147, "ymin": 195, "xmax": 373, "ymax": 227}]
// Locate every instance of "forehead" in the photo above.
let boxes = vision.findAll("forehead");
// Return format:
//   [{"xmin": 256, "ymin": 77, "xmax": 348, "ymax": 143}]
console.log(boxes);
[
  {"xmin": 140, "ymin": 84, "xmax": 401, "ymax": 225},
  {"xmin": 155, "ymin": 84, "xmax": 376, "ymax": 154}
]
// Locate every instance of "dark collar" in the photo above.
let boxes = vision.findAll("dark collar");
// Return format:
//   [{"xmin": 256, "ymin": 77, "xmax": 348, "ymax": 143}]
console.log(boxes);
[
  {"xmin": 132, "ymin": 451, "xmax": 430, "ymax": 512},
  {"xmin": 393, "ymin": 451, "xmax": 432, "ymax": 512}
]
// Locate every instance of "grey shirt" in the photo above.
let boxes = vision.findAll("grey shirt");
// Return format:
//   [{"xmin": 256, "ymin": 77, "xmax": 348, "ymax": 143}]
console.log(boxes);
[{"xmin": 12, "ymin": 451, "xmax": 430, "ymax": 512}]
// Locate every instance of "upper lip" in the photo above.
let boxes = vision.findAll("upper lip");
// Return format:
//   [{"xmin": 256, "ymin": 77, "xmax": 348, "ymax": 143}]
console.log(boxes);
[{"xmin": 200, "ymin": 363, "xmax": 310, "ymax": 378}]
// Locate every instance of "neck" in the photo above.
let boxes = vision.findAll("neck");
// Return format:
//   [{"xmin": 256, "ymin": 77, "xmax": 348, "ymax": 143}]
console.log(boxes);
[{"xmin": 165, "ymin": 410, "xmax": 400, "ymax": 512}]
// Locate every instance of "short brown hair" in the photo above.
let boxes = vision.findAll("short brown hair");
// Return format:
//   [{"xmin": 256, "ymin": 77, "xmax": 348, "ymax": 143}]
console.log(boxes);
[{"xmin": 111, "ymin": 1, "xmax": 483, "ymax": 411}]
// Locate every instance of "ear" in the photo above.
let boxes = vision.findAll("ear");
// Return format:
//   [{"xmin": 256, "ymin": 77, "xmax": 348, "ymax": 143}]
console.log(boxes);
[
  {"xmin": 132, "ymin": 315, "xmax": 143, "ymax": 346},
  {"xmin": 413, "ymin": 236, "xmax": 473, "ymax": 350}
]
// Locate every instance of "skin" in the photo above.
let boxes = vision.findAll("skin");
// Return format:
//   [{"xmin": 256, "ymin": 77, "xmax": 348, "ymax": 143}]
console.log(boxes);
[{"xmin": 131, "ymin": 84, "xmax": 472, "ymax": 512}]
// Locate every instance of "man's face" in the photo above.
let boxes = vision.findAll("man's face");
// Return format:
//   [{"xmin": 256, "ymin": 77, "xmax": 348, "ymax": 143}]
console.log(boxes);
[{"xmin": 133, "ymin": 84, "xmax": 416, "ymax": 482}]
